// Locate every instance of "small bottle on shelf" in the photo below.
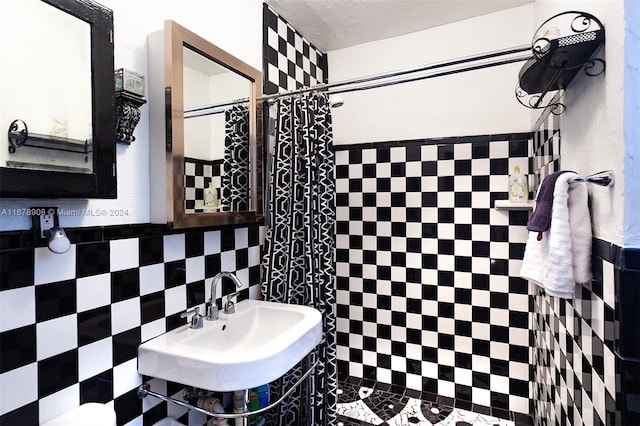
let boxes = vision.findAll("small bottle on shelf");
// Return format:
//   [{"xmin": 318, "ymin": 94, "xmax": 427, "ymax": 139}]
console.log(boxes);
[
  {"xmin": 204, "ymin": 182, "xmax": 217, "ymax": 212},
  {"xmin": 508, "ymin": 165, "xmax": 529, "ymax": 203}
]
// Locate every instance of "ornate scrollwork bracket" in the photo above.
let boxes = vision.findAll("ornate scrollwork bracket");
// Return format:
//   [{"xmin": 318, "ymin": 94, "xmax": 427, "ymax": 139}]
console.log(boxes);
[
  {"xmin": 584, "ymin": 58, "xmax": 606, "ymax": 77},
  {"xmin": 115, "ymin": 92, "xmax": 146, "ymax": 144},
  {"xmin": 7, "ymin": 119, "xmax": 28, "ymax": 153},
  {"xmin": 515, "ymin": 85, "xmax": 566, "ymax": 115},
  {"xmin": 516, "ymin": 11, "xmax": 605, "ymax": 115}
]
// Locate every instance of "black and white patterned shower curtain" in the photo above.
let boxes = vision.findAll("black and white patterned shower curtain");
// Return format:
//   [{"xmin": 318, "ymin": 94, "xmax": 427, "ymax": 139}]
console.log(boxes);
[
  {"xmin": 221, "ymin": 105, "xmax": 250, "ymax": 211},
  {"xmin": 261, "ymin": 94, "xmax": 337, "ymax": 425}
]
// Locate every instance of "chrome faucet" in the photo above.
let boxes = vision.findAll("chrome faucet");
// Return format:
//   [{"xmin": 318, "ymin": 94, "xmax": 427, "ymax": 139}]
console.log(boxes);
[
  {"xmin": 180, "ymin": 306, "xmax": 203, "ymax": 329},
  {"xmin": 224, "ymin": 292, "xmax": 240, "ymax": 314},
  {"xmin": 206, "ymin": 271, "xmax": 243, "ymax": 321}
]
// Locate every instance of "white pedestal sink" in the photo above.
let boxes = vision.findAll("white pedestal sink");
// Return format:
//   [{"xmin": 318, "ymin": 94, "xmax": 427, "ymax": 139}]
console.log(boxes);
[{"xmin": 138, "ymin": 299, "xmax": 322, "ymax": 391}]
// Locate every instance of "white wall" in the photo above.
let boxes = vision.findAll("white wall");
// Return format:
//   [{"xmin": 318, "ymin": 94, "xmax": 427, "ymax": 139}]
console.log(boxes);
[
  {"xmin": 0, "ymin": 0, "xmax": 92, "ymax": 172},
  {"xmin": 184, "ymin": 67, "xmax": 214, "ymax": 160},
  {"xmin": 534, "ymin": 0, "xmax": 626, "ymax": 245},
  {"xmin": 0, "ymin": 0, "xmax": 263, "ymax": 231},
  {"xmin": 207, "ymin": 72, "xmax": 253, "ymax": 160},
  {"xmin": 183, "ymin": 70, "xmax": 250, "ymax": 161},
  {"xmin": 328, "ymin": 0, "xmax": 634, "ymax": 246},
  {"xmin": 328, "ymin": 4, "xmax": 535, "ymax": 145},
  {"xmin": 0, "ymin": 0, "xmax": 92, "ymax": 141}
]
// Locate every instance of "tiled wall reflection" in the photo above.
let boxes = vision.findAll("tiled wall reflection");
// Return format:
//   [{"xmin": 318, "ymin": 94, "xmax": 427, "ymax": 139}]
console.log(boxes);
[
  {"xmin": 184, "ymin": 157, "xmax": 223, "ymax": 214},
  {"xmin": 0, "ymin": 224, "xmax": 262, "ymax": 425}
]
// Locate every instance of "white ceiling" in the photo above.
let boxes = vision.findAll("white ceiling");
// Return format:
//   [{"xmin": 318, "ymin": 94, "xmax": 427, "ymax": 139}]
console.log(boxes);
[{"xmin": 266, "ymin": 0, "xmax": 534, "ymax": 52}]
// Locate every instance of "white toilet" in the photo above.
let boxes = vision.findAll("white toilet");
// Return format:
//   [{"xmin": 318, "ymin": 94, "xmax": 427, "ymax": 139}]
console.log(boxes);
[{"xmin": 42, "ymin": 403, "xmax": 116, "ymax": 426}]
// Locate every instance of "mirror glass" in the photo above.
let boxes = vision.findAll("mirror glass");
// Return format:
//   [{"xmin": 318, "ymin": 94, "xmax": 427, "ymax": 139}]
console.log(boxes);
[
  {"xmin": 157, "ymin": 20, "xmax": 262, "ymax": 229},
  {"xmin": 182, "ymin": 46, "xmax": 252, "ymax": 214},
  {"xmin": 0, "ymin": 0, "xmax": 93, "ymax": 174},
  {"xmin": 0, "ymin": 0, "xmax": 116, "ymax": 199}
]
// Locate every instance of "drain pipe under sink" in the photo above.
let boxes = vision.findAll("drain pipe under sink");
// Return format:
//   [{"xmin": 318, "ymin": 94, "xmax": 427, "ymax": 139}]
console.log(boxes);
[
  {"xmin": 196, "ymin": 396, "xmax": 228, "ymax": 426},
  {"xmin": 233, "ymin": 390, "xmax": 249, "ymax": 426}
]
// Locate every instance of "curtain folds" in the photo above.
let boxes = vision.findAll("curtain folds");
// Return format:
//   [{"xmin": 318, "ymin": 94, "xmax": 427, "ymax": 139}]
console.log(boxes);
[
  {"xmin": 261, "ymin": 93, "xmax": 337, "ymax": 425},
  {"xmin": 222, "ymin": 104, "xmax": 250, "ymax": 212}
]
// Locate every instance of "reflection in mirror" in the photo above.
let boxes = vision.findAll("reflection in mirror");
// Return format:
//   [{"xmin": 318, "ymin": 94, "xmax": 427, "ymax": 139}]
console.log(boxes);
[
  {"xmin": 0, "ymin": 0, "xmax": 115, "ymax": 199},
  {"xmin": 0, "ymin": 0, "xmax": 93, "ymax": 174},
  {"xmin": 182, "ymin": 47, "xmax": 252, "ymax": 214},
  {"xmin": 148, "ymin": 20, "xmax": 261, "ymax": 228}
]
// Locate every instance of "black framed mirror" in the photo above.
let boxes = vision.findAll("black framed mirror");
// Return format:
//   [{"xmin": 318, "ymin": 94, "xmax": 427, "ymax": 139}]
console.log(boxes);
[{"xmin": 0, "ymin": 0, "xmax": 116, "ymax": 198}]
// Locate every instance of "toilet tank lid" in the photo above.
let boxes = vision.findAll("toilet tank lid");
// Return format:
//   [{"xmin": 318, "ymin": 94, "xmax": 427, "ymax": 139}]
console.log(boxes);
[{"xmin": 42, "ymin": 403, "xmax": 116, "ymax": 426}]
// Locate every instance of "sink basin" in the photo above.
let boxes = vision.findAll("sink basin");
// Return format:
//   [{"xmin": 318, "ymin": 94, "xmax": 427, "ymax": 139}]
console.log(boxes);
[{"xmin": 138, "ymin": 299, "xmax": 322, "ymax": 391}]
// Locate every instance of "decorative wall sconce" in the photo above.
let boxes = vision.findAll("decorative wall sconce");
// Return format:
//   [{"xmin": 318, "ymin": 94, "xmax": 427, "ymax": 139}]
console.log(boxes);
[{"xmin": 115, "ymin": 68, "xmax": 146, "ymax": 144}]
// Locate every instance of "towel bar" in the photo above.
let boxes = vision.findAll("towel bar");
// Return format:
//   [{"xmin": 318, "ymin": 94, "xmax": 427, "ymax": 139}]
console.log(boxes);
[{"xmin": 569, "ymin": 170, "xmax": 614, "ymax": 187}]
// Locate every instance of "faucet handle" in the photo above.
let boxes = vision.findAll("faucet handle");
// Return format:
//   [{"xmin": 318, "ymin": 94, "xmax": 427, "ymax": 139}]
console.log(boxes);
[
  {"xmin": 205, "ymin": 300, "xmax": 218, "ymax": 321},
  {"xmin": 224, "ymin": 292, "xmax": 239, "ymax": 314},
  {"xmin": 180, "ymin": 307, "xmax": 204, "ymax": 329}
]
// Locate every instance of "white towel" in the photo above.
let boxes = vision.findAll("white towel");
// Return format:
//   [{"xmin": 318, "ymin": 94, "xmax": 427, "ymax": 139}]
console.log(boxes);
[{"xmin": 520, "ymin": 172, "xmax": 592, "ymax": 298}]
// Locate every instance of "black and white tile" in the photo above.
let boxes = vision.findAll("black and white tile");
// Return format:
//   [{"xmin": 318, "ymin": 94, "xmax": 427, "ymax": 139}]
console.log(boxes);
[
  {"xmin": 528, "ymin": 105, "xmax": 561, "ymax": 194},
  {"xmin": 335, "ymin": 378, "xmax": 529, "ymax": 426},
  {"xmin": 262, "ymin": 3, "xmax": 328, "ymax": 95},
  {"xmin": 184, "ymin": 157, "xmax": 223, "ymax": 213},
  {"xmin": 528, "ymin": 107, "xmax": 640, "ymax": 425},
  {"xmin": 334, "ymin": 134, "xmax": 533, "ymax": 416},
  {"xmin": 0, "ymin": 224, "xmax": 263, "ymax": 426},
  {"xmin": 529, "ymin": 235, "xmax": 640, "ymax": 425}
]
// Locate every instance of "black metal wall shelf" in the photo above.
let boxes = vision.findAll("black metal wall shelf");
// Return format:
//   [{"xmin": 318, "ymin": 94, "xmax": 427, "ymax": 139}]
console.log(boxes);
[
  {"xmin": 7, "ymin": 119, "xmax": 93, "ymax": 155},
  {"xmin": 516, "ymin": 11, "xmax": 605, "ymax": 114}
]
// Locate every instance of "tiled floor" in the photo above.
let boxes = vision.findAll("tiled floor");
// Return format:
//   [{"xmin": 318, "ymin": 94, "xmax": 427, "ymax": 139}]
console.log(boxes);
[{"xmin": 336, "ymin": 378, "xmax": 532, "ymax": 426}]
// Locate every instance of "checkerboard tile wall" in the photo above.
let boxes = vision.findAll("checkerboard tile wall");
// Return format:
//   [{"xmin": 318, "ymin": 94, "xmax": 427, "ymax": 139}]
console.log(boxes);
[
  {"xmin": 528, "ymin": 106, "xmax": 561, "ymax": 195},
  {"xmin": 184, "ymin": 157, "xmax": 223, "ymax": 213},
  {"xmin": 334, "ymin": 133, "xmax": 533, "ymax": 416},
  {"xmin": 531, "ymin": 240, "xmax": 620, "ymax": 425},
  {"xmin": 0, "ymin": 224, "xmax": 263, "ymax": 426},
  {"xmin": 528, "ymin": 107, "xmax": 640, "ymax": 425},
  {"xmin": 531, "ymin": 240, "xmax": 640, "ymax": 426},
  {"xmin": 262, "ymin": 3, "xmax": 328, "ymax": 95}
]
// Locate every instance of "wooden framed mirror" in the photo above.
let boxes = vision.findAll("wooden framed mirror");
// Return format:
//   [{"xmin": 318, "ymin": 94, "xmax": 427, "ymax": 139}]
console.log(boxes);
[
  {"xmin": 148, "ymin": 20, "xmax": 263, "ymax": 229},
  {"xmin": 0, "ymin": 0, "xmax": 116, "ymax": 198}
]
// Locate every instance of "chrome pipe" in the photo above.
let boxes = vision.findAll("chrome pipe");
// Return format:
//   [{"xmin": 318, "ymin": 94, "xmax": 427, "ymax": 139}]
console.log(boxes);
[
  {"xmin": 137, "ymin": 359, "xmax": 318, "ymax": 419},
  {"xmin": 184, "ymin": 98, "xmax": 249, "ymax": 114}
]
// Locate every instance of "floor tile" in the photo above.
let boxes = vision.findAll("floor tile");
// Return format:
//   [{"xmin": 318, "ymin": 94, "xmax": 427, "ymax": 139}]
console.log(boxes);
[{"xmin": 336, "ymin": 381, "xmax": 515, "ymax": 426}]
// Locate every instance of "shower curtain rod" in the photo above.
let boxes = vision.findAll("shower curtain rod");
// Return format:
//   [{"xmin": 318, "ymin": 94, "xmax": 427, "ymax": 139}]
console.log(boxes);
[
  {"xmin": 183, "ymin": 98, "xmax": 249, "ymax": 119},
  {"xmin": 259, "ymin": 44, "xmax": 533, "ymax": 102},
  {"xmin": 181, "ymin": 44, "xmax": 533, "ymax": 116},
  {"xmin": 184, "ymin": 98, "xmax": 249, "ymax": 113},
  {"xmin": 184, "ymin": 109, "xmax": 226, "ymax": 119}
]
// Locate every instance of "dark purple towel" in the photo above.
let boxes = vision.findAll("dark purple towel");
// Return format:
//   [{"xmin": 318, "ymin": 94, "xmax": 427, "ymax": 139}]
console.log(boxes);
[{"xmin": 527, "ymin": 171, "xmax": 573, "ymax": 233}]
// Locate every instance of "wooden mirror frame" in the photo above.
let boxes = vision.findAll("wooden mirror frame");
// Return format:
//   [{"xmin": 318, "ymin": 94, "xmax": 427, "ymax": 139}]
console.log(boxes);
[
  {"xmin": 164, "ymin": 20, "xmax": 262, "ymax": 229},
  {"xmin": 0, "ymin": 0, "xmax": 116, "ymax": 198}
]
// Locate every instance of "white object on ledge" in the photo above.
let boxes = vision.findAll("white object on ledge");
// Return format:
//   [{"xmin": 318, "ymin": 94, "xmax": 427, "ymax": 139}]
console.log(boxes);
[
  {"xmin": 42, "ymin": 403, "xmax": 116, "ymax": 426},
  {"xmin": 494, "ymin": 200, "xmax": 534, "ymax": 211}
]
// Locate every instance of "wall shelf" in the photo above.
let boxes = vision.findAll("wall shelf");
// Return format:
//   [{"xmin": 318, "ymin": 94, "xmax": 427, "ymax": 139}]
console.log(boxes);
[
  {"xmin": 494, "ymin": 200, "xmax": 534, "ymax": 211},
  {"xmin": 7, "ymin": 119, "xmax": 92, "ymax": 155},
  {"xmin": 515, "ymin": 11, "xmax": 605, "ymax": 114}
]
